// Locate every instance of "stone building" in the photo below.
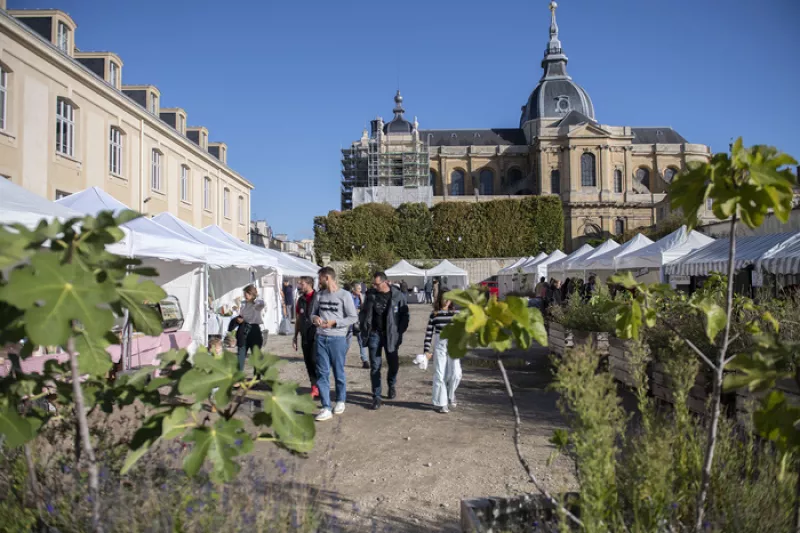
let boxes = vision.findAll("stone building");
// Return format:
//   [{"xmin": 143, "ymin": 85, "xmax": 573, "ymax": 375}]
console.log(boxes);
[
  {"xmin": 341, "ymin": 2, "xmax": 713, "ymax": 250},
  {"xmin": 0, "ymin": 2, "xmax": 252, "ymax": 240}
]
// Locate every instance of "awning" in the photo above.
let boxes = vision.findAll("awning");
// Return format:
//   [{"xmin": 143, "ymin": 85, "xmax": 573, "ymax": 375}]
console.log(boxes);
[{"xmin": 616, "ymin": 226, "xmax": 714, "ymax": 270}]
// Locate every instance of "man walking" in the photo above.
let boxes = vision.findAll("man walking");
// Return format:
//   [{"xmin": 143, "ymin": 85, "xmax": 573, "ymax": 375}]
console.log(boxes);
[
  {"xmin": 311, "ymin": 267, "xmax": 358, "ymax": 421},
  {"xmin": 293, "ymin": 276, "xmax": 318, "ymax": 399},
  {"xmin": 424, "ymin": 277, "xmax": 433, "ymax": 304},
  {"xmin": 361, "ymin": 271, "xmax": 410, "ymax": 410},
  {"xmin": 282, "ymin": 279, "xmax": 295, "ymax": 321}
]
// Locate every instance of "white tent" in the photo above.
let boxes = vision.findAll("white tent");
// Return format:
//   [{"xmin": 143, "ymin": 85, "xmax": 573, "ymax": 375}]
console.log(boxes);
[
  {"xmin": 757, "ymin": 234, "xmax": 800, "ymax": 275},
  {"xmin": 548, "ymin": 244, "xmax": 595, "ymax": 280},
  {"xmin": 665, "ymin": 232, "xmax": 800, "ymax": 278},
  {"xmin": 426, "ymin": 259, "xmax": 469, "ymax": 289},
  {"xmin": 518, "ymin": 252, "xmax": 552, "ymax": 291},
  {"xmin": 498, "ymin": 257, "xmax": 532, "ymax": 297},
  {"xmin": 0, "ymin": 179, "xmax": 84, "ymax": 227},
  {"xmin": 202, "ymin": 225, "xmax": 315, "ymax": 277},
  {"xmin": 385, "ymin": 260, "xmax": 427, "ymax": 290},
  {"xmin": 532, "ymin": 250, "xmax": 567, "ymax": 280},
  {"xmin": 616, "ymin": 226, "xmax": 714, "ymax": 271},
  {"xmin": 583, "ymin": 234, "xmax": 654, "ymax": 278},
  {"xmin": 520, "ymin": 252, "xmax": 549, "ymax": 273}
]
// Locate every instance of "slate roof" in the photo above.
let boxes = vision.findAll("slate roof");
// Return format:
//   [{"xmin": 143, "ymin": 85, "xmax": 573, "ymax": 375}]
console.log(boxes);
[
  {"xmin": 420, "ymin": 129, "xmax": 527, "ymax": 147},
  {"xmin": 631, "ymin": 128, "xmax": 687, "ymax": 144}
]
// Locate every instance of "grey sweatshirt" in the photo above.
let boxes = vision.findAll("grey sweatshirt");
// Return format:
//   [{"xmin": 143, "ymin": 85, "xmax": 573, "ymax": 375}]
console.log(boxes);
[{"xmin": 310, "ymin": 288, "xmax": 359, "ymax": 337}]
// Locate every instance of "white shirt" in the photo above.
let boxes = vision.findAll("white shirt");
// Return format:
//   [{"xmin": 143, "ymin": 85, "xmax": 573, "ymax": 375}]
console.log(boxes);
[{"xmin": 240, "ymin": 298, "xmax": 265, "ymax": 325}]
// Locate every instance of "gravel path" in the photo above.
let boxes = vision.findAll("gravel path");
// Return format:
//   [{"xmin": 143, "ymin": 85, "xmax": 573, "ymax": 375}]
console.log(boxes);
[{"xmin": 257, "ymin": 303, "xmax": 576, "ymax": 532}]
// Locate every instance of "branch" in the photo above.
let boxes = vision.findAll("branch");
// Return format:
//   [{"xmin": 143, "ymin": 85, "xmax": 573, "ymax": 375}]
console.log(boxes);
[
  {"xmin": 67, "ymin": 337, "xmax": 103, "ymax": 533},
  {"xmin": 661, "ymin": 318, "xmax": 717, "ymax": 371},
  {"xmin": 496, "ymin": 356, "xmax": 584, "ymax": 529}
]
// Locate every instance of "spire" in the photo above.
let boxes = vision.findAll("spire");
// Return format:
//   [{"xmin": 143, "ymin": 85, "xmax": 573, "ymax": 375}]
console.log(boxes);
[
  {"xmin": 392, "ymin": 90, "xmax": 405, "ymax": 119},
  {"xmin": 541, "ymin": 0, "xmax": 570, "ymax": 80}
]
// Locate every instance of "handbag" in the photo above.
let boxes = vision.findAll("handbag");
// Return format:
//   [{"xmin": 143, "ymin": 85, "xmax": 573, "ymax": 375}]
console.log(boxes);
[{"xmin": 278, "ymin": 317, "xmax": 292, "ymax": 336}]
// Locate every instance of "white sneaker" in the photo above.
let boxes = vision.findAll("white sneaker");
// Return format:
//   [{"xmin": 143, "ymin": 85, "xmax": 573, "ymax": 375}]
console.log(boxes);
[
  {"xmin": 437, "ymin": 405, "xmax": 450, "ymax": 414},
  {"xmin": 315, "ymin": 409, "xmax": 333, "ymax": 421},
  {"xmin": 449, "ymin": 402, "xmax": 457, "ymax": 409},
  {"xmin": 333, "ymin": 401, "xmax": 346, "ymax": 415}
]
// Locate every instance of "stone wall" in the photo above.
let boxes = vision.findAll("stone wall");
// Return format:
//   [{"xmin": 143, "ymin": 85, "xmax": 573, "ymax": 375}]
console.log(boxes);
[{"xmin": 327, "ymin": 257, "xmax": 522, "ymax": 286}]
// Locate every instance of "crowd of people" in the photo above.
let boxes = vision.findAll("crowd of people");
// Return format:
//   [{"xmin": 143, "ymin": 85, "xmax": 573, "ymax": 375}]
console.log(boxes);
[{"xmin": 526, "ymin": 274, "xmax": 598, "ymax": 311}]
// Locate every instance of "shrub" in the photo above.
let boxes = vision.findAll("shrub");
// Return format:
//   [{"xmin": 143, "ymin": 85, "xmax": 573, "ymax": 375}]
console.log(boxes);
[{"xmin": 549, "ymin": 288, "xmax": 615, "ymax": 333}]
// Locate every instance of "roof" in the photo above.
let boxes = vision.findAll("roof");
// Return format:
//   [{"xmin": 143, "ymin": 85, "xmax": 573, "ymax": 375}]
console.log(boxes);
[
  {"xmin": 631, "ymin": 128, "xmax": 687, "ymax": 145},
  {"xmin": 616, "ymin": 226, "xmax": 714, "ymax": 270},
  {"xmin": 0, "ymin": 178, "xmax": 83, "ymax": 227},
  {"xmin": 522, "ymin": 78, "xmax": 595, "ymax": 124},
  {"xmin": 385, "ymin": 259, "xmax": 426, "ymax": 278},
  {"xmin": 421, "ymin": 128, "xmax": 527, "ymax": 147}
]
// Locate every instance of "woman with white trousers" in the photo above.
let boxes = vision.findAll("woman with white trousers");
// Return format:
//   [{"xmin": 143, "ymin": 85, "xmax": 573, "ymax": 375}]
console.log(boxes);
[{"xmin": 423, "ymin": 288, "xmax": 461, "ymax": 413}]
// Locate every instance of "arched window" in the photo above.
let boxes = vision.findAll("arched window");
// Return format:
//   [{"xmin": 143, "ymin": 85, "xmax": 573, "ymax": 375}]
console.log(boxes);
[
  {"xmin": 663, "ymin": 167, "xmax": 678, "ymax": 183},
  {"xmin": 614, "ymin": 169, "xmax": 623, "ymax": 193},
  {"xmin": 636, "ymin": 167, "xmax": 650, "ymax": 189},
  {"xmin": 614, "ymin": 218, "xmax": 625, "ymax": 235},
  {"xmin": 479, "ymin": 169, "xmax": 494, "ymax": 195},
  {"xmin": 580, "ymin": 153, "xmax": 596, "ymax": 187},
  {"xmin": 550, "ymin": 169, "xmax": 560, "ymax": 194},
  {"xmin": 507, "ymin": 167, "xmax": 523, "ymax": 184},
  {"xmin": 450, "ymin": 169, "xmax": 465, "ymax": 196}
]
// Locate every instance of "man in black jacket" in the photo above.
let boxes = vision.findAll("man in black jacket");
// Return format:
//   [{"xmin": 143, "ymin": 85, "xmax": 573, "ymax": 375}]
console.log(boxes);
[{"xmin": 361, "ymin": 271, "xmax": 410, "ymax": 410}]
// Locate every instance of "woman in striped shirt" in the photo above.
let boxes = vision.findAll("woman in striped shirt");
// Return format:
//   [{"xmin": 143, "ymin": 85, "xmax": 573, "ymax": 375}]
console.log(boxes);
[{"xmin": 424, "ymin": 287, "xmax": 461, "ymax": 413}]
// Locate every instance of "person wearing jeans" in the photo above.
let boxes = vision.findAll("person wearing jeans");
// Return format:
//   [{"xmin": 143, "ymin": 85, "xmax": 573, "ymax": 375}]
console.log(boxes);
[
  {"xmin": 424, "ymin": 287, "xmax": 460, "ymax": 413},
  {"xmin": 228, "ymin": 284, "xmax": 265, "ymax": 373},
  {"xmin": 311, "ymin": 267, "xmax": 358, "ymax": 422},
  {"xmin": 346, "ymin": 283, "xmax": 369, "ymax": 368},
  {"xmin": 293, "ymin": 276, "xmax": 318, "ymax": 398}
]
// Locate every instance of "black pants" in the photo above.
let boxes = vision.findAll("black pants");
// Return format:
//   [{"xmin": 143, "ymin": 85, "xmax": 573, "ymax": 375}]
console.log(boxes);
[
  {"xmin": 368, "ymin": 332, "xmax": 399, "ymax": 399},
  {"xmin": 301, "ymin": 334, "xmax": 317, "ymax": 386},
  {"xmin": 236, "ymin": 326, "xmax": 263, "ymax": 372}
]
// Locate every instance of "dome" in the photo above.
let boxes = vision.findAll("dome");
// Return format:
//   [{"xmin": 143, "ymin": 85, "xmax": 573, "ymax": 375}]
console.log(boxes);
[
  {"xmin": 383, "ymin": 90, "xmax": 415, "ymax": 135},
  {"xmin": 520, "ymin": 1, "xmax": 595, "ymax": 126}
]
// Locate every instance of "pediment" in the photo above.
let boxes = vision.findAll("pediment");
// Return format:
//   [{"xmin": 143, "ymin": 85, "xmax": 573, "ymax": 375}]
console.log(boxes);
[{"xmin": 563, "ymin": 122, "xmax": 611, "ymax": 138}]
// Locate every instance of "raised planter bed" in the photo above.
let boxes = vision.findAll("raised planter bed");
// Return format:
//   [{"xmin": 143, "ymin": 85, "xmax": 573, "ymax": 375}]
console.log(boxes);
[
  {"xmin": 608, "ymin": 337, "xmax": 639, "ymax": 388},
  {"xmin": 734, "ymin": 377, "xmax": 800, "ymax": 426},
  {"xmin": 651, "ymin": 362, "xmax": 709, "ymax": 415},
  {"xmin": 547, "ymin": 322, "xmax": 609, "ymax": 360},
  {"xmin": 461, "ymin": 493, "xmax": 580, "ymax": 533}
]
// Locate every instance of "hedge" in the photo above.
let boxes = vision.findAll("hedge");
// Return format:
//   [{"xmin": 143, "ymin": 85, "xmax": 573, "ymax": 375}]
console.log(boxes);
[{"xmin": 314, "ymin": 197, "xmax": 564, "ymax": 263}]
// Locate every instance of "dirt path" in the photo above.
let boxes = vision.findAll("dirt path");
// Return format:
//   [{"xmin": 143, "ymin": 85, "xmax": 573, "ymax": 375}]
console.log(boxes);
[{"xmin": 258, "ymin": 303, "xmax": 576, "ymax": 532}]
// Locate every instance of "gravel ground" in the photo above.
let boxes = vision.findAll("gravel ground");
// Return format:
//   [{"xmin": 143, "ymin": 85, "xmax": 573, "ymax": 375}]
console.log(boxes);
[{"xmin": 254, "ymin": 303, "xmax": 577, "ymax": 532}]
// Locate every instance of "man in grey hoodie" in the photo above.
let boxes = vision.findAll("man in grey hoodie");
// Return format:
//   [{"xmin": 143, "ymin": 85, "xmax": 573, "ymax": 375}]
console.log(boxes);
[{"xmin": 311, "ymin": 266, "xmax": 359, "ymax": 421}]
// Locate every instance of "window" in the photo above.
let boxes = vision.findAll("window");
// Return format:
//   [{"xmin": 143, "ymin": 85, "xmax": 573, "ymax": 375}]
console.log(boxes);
[
  {"xmin": 429, "ymin": 169, "xmax": 437, "ymax": 188},
  {"xmin": 663, "ymin": 167, "xmax": 678, "ymax": 183},
  {"xmin": 614, "ymin": 169, "xmax": 623, "ymax": 193},
  {"xmin": 614, "ymin": 219, "xmax": 625, "ymax": 235},
  {"xmin": 550, "ymin": 169, "xmax": 560, "ymax": 194},
  {"xmin": 580, "ymin": 153, "xmax": 596, "ymax": 187},
  {"xmin": 238, "ymin": 196, "xmax": 244, "ymax": 224},
  {"xmin": 0, "ymin": 64, "xmax": 7, "ymax": 130},
  {"xmin": 151, "ymin": 149, "xmax": 162, "ymax": 191},
  {"xmin": 180, "ymin": 165, "xmax": 189, "ymax": 202},
  {"xmin": 55, "ymin": 98, "xmax": 75, "ymax": 157},
  {"xmin": 56, "ymin": 22, "xmax": 69, "ymax": 52},
  {"xmin": 508, "ymin": 168, "xmax": 523, "ymax": 183},
  {"xmin": 223, "ymin": 188, "xmax": 230, "ymax": 218},
  {"xmin": 109, "ymin": 127, "xmax": 122, "ymax": 175},
  {"xmin": 479, "ymin": 169, "xmax": 494, "ymax": 195},
  {"xmin": 108, "ymin": 61, "xmax": 119, "ymax": 88},
  {"xmin": 203, "ymin": 177, "xmax": 211, "ymax": 210},
  {"xmin": 706, "ymin": 197, "xmax": 713, "ymax": 211},
  {"xmin": 636, "ymin": 167, "xmax": 651, "ymax": 189},
  {"xmin": 55, "ymin": 189, "xmax": 71, "ymax": 200},
  {"xmin": 450, "ymin": 169, "xmax": 465, "ymax": 196},
  {"xmin": 149, "ymin": 94, "xmax": 158, "ymax": 115}
]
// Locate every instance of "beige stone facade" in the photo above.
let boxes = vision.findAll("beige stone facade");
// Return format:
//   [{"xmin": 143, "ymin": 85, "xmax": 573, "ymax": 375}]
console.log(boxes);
[
  {"xmin": 341, "ymin": 2, "xmax": 714, "ymax": 251},
  {"xmin": 0, "ymin": 5, "xmax": 252, "ymax": 240}
]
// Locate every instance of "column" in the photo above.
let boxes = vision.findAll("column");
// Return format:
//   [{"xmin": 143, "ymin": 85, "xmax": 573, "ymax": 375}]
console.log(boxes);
[
  {"xmin": 623, "ymin": 146, "xmax": 633, "ymax": 199},
  {"xmin": 539, "ymin": 147, "xmax": 550, "ymax": 195},
  {"xmin": 568, "ymin": 146, "xmax": 579, "ymax": 192},
  {"xmin": 440, "ymin": 157, "xmax": 448, "ymax": 199}
]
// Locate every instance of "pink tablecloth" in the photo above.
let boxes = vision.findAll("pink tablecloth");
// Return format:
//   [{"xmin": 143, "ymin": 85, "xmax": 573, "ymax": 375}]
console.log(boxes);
[{"xmin": 0, "ymin": 331, "xmax": 193, "ymax": 376}]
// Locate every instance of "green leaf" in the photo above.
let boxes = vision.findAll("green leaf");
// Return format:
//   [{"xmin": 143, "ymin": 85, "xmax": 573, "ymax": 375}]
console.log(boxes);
[
  {"xmin": 121, "ymin": 413, "xmax": 168, "ymax": 474},
  {"xmin": 116, "ymin": 275, "xmax": 166, "ymax": 336},
  {"xmin": 261, "ymin": 382, "xmax": 316, "ymax": 454},
  {"xmin": 183, "ymin": 419, "xmax": 252, "ymax": 482},
  {"xmin": 693, "ymin": 298, "xmax": 726, "ymax": 344},
  {"xmin": 0, "ymin": 227, "xmax": 34, "ymax": 269},
  {"xmin": 0, "ymin": 252, "xmax": 116, "ymax": 345},
  {"xmin": 73, "ymin": 328, "xmax": 114, "ymax": 377},
  {"xmin": 178, "ymin": 350, "xmax": 242, "ymax": 405},
  {"xmin": 0, "ymin": 407, "xmax": 35, "ymax": 447},
  {"xmin": 465, "ymin": 304, "xmax": 488, "ymax": 333},
  {"xmin": 250, "ymin": 347, "xmax": 284, "ymax": 382}
]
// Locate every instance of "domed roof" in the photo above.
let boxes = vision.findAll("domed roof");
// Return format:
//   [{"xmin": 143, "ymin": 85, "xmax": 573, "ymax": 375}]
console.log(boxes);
[
  {"xmin": 520, "ymin": 1, "xmax": 595, "ymax": 126},
  {"xmin": 384, "ymin": 91, "xmax": 415, "ymax": 135}
]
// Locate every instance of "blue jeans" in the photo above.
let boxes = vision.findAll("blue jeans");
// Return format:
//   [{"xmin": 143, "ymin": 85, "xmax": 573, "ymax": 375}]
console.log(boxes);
[
  {"xmin": 346, "ymin": 327, "xmax": 369, "ymax": 362},
  {"xmin": 315, "ymin": 335, "xmax": 348, "ymax": 410},
  {"xmin": 368, "ymin": 332, "xmax": 399, "ymax": 399}
]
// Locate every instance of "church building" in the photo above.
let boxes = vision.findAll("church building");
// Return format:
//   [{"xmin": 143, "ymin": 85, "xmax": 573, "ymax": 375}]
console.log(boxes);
[{"xmin": 340, "ymin": 2, "xmax": 712, "ymax": 250}]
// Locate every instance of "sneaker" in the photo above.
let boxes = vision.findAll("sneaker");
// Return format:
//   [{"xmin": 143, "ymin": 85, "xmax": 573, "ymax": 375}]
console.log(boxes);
[
  {"xmin": 437, "ymin": 405, "xmax": 450, "ymax": 414},
  {"xmin": 315, "ymin": 409, "xmax": 333, "ymax": 421},
  {"xmin": 362, "ymin": 361, "xmax": 370, "ymax": 369},
  {"xmin": 371, "ymin": 398, "xmax": 382, "ymax": 410},
  {"xmin": 333, "ymin": 401, "xmax": 346, "ymax": 415},
  {"xmin": 310, "ymin": 385, "xmax": 320, "ymax": 399},
  {"xmin": 388, "ymin": 386, "xmax": 397, "ymax": 400},
  {"xmin": 449, "ymin": 402, "xmax": 457, "ymax": 409}
]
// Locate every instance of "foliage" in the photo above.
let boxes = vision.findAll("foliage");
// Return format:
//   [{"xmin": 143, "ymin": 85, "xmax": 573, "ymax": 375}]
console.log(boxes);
[
  {"xmin": 439, "ymin": 288, "xmax": 548, "ymax": 359},
  {"xmin": 0, "ymin": 212, "xmax": 317, "ymax": 526},
  {"xmin": 339, "ymin": 256, "xmax": 372, "ymax": 287},
  {"xmin": 313, "ymin": 196, "xmax": 564, "ymax": 262},
  {"xmin": 548, "ymin": 287, "xmax": 616, "ymax": 333}
]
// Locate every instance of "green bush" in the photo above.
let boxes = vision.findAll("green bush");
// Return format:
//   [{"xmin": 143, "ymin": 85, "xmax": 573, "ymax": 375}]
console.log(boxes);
[
  {"xmin": 549, "ymin": 287, "xmax": 616, "ymax": 333},
  {"xmin": 313, "ymin": 196, "xmax": 564, "ymax": 262}
]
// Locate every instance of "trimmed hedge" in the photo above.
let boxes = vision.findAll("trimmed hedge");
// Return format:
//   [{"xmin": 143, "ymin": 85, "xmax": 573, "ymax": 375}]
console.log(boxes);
[{"xmin": 314, "ymin": 197, "xmax": 564, "ymax": 262}]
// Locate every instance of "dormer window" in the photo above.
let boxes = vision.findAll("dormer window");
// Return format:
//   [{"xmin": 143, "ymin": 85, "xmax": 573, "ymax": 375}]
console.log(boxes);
[
  {"xmin": 56, "ymin": 21, "xmax": 69, "ymax": 52},
  {"xmin": 149, "ymin": 93, "xmax": 158, "ymax": 115},
  {"xmin": 108, "ymin": 61, "xmax": 119, "ymax": 89}
]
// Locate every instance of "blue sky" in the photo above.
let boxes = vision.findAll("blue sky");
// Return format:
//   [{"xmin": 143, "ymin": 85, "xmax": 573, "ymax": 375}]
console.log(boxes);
[{"xmin": 12, "ymin": 0, "xmax": 800, "ymax": 239}]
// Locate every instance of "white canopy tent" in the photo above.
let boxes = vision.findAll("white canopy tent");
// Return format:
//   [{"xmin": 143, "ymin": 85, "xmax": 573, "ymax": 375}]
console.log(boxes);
[
  {"xmin": 665, "ymin": 232, "xmax": 800, "ymax": 278},
  {"xmin": 519, "ymin": 252, "xmax": 552, "ymax": 292},
  {"xmin": 583, "ymin": 234, "xmax": 654, "ymax": 280},
  {"xmin": 568, "ymin": 240, "xmax": 621, "ymax": 279},
  {"xmin": 385, "ymin": 260, "xmax": 427, "ymax": 290},
  {"xmin": 548, "ymin": 244, "xmax": 595, "ymax": 280},
  {"xmin": 498, "ymin": 256, "xmax": 533, "ymax": 297},
  {"xmin": 615, "ymin": 226, "xmax": 715, "ymax": 283},
  {"xmin": 426, "ymin": 260, "xmax": 469, "ymax": 289},
  {"xmin": 532, "ymin": 250, "xmax": 568, "ymax": 281},
  {"xmin": 757, "ymin": 234, "xmax": 800, "ymax": 275},
  {"xmin": 0, "ymin": 179, "xmax": 84, "ymax": 227}
]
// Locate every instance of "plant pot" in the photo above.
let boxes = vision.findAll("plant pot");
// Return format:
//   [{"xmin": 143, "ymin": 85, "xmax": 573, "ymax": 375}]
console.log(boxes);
[{"xmin": 461, "ymin": 493, "xmax": 580, "ymax": 533}]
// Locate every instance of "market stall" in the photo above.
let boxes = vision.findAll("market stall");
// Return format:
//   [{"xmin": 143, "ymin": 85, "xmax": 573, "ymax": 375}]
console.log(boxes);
[
  {"xmin": 548, "ymin": 244, "xmax": 595, "ymax": 281},
  {"xmin": 386, "ymin": 260, "xmax": 427, "ymax": 298},
  {"xmin": 426, "ymin": 260, "xmax": 469, "ymax": 289},
  {"xmin": 582, "ymin": 234, "xmax": 654, "ymax": 281},
  {"xmin": 0, "ymin": 178, "xmax": 83, "ymax": 227},
  {"xmin": 615, "ymin": 226, "xmax": 715, "ymax": 283},
  {"xmin": 529, "ymin": 250, "xmax": 567, "ymax": 281}
]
